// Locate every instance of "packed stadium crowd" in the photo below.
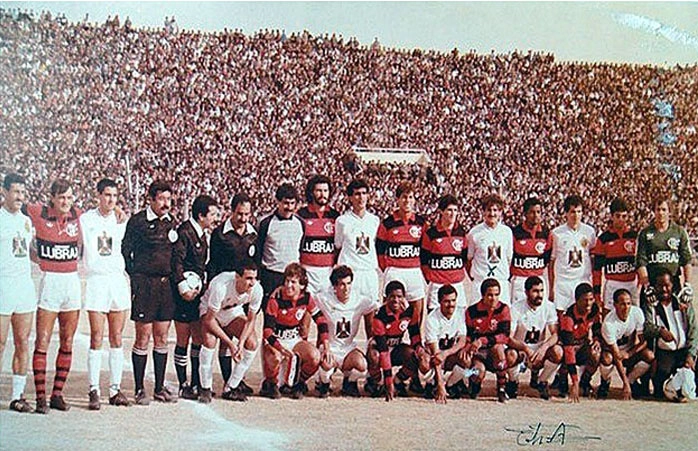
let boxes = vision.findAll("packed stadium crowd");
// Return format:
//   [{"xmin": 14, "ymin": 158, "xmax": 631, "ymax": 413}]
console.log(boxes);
[{"xmin": 1, "ymin": 9, "xmax": 697, "ymax": 238}]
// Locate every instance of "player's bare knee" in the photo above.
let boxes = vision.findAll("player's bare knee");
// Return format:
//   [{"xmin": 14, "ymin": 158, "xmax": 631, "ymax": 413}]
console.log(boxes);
[
  {"xmin": 549, "ymin": 345, "xmax": 563, "ymax": 363},
  {"xmin": 600, "ymin": 351, "xmax": 613, "ymax": 366}
]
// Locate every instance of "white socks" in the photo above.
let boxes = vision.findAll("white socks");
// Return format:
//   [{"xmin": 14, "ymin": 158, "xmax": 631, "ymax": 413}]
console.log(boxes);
[
  {"xmin": 600, "ymin": 364, "xmax": 614, "ymax": 382},
  {"xmin": 109, "ymin": 347, "xmax": 124, "ymax": 397},
  {"xmin": 88, "ymin": 349, "xmax": 103, "ymax": 395},
  {"xmin": 12, "ymin": 374, "xmax": 26, "ymax": 400},
  {"xmin": 540, "ymin": 360, "xmax": 561, "ymax": 385},
  {"xmin": 447, "ymin": 365, "xmax": 467, "ymax": 387},
  {"xmin": 199, "ymin": 346, "xmax": 215, "ymax": 390},
  {"xmin": 227, "ymin": 348, "xmax": 257, "ymax": 389}
]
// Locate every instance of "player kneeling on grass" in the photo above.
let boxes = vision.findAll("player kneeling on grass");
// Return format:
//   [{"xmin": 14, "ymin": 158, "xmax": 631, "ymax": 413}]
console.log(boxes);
[
  {"xmin": 423, "ymin": 284, "xmax": 471, "ymax": 403},
  {"xmin": 197, "ymin": 262, "xmax": 263, "ymax": 403},
  {"xmin": 598, "ymin": 288, "xmax": 654, "ymax": 400},
  {"xmin": 261, "ymin": 263, "xmax": 330, "ymax": 399},
  {"xmin": 315, "ymin": 265, "xmax": 376, "ymax": 398},
  {"xmin": 465, "ymin": 278, "xmax": 515, "ymax": 403},
  {"xmin": 506, "ymin": 276, "xmax": 563, "ymax": 400},
  {"xmin": 366, "ymin": 281, "xmax": 424, "ymax": 401}
]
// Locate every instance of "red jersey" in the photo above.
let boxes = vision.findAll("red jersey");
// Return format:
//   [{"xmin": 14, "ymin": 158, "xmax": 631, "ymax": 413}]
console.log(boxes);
[
  {"xmin": 592, "ymin": 227, "xmax": 637, "ymax": 295},
  {"xmin": 297, "ymin": 205, "xmax": 339, "ymax": 268},
  {"xmin": 465, "ymin": 300, "xmax": 511, "ymax": 348},
  {"xmin": 372, "ymin": 304, "xmax": 421, "ymax": 383},
  {"xmin": 419, "ymin": 223, "xmax": 468, "ymax": 284},
  {"xmin": 560, "ymin": 303, "xmax": 601, "ymax": 377},
  {"xmin": 26, "ymin": 203, "xmax": 82, "ymax": 273},
  {"xmin": 263, "ymin": 291, "xmax": 329, "ymax": 349},
  {"xmin": 511, "ymin": 222, "xmax": 551, "ymax": 278},
  {"xmin": 376, "ymin": 211, "xmax": 426, "ymax": 270}
]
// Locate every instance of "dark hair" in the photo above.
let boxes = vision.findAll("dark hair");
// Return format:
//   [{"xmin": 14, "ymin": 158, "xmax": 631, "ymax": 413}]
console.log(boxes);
[
  {"xmin": 192, "ymin": 195, "xmax": 218, "ymax": 221},
  {"xmin": 50, "ymin": 179, "xmax": 71, "ymax": 197},
  {"xmin": 612, "ymin": 288, "xmax": 632, "ymax": 304},
  {"xmin": 230, "ymin": 192, "xmax": 252, "ymax": 210},
  {"xmin": 148, "ymin": 180, "xmax": 172, "ymax": 199},
  {"xmin": 384, "ymin": 280, "xmax": 405, "ymax": 297},
  {"xmin": 652, "ymin": 196, "xmax": 672, "ymax": 211},
  {"xmin": 653, "ymin": 267, "xmax": 674, "ymax": 288},
  {"xmin": 524, "ymin": 276, "xmax": 544, "ymax": 292},
  {"xmin": 236, "ymin": 260, "xmax": 258, "ymax": 276},
  {"xmin": 276, "ymin": 183, "xmax": 299, "ymax": 201},
  {"xmin": 609, "ymin": 197, "xmax": 629, "ymax": 214},
  {"xmin": 438, "ymin": 284, "xmax": 457, "ymax": 302},
  {"xmin": 481, "ymin": 194, "xmax": 504, "ymax": 210},
  {"xmin": 283, "ymin": 262, "xmax": 308, "ymax": 288},
  {"xmin": 3, "ymin": 173, "xmax": 25, "ymax": 190},
  {"xmin": 346, "ymin": 178, "xmax": 369, "ymax": 196},
  {"xmin": 437, "ymin": 194, "xmax": 459, "ymax": 211},
  {"xmin": 396, "ymin": 181, "xmax": 414, "ymax": 199},
  {"xmin": 522, "ymin": 197, "xmax": 541, "ymax": 214},
  {"xmin": 480, "ymin": 278, "xmax": 501, "ymax": 296},
  {"xmin": 305, "ymin": 175, "xmax": 333, "ymax": 203},
  {"xmin": 563, "ymin": 194, "xmax": 584, "ymax": 213},
  {"xmin": 96, "ymin": 178, "xmax": 117, "ymax": 194},
  {"xmin": 574, "ymin": 282, "xmax": 594, "ymax": 301},
  {"xmin": 330, "ymin": 265, "xmax": 353, "ymax": 286}
]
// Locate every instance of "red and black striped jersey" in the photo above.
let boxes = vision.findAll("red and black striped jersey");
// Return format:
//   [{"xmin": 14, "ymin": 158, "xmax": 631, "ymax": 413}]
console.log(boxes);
[
  {"xmin": 465, "ymin": 300, "xmax": 511, "ymax": 348},
  {"xmin": 26, "ymin": 203, "xmax": 82, "ymax": 273},
  {"xmin": 560, "ymin": 303, "xmax": 601, "ymax": 374},
  {"xmin": 592, "ymin": 227, "xmax": 637, "ymax": 294},
  {"xmin": 511, "ymin": 222, "xmax": 551, "ymax": 278},
  {"xmin": 419, "ymin": 223, "xmax": 468, "ymax": 284},
  {"xmin": 372, "ymin": 304, "xmax": 421, "ymax": 382},
  {"xmin": 376, "ymin": 211, "xmax": 427, "ymax": 270},
  {"xmin": 297, "ymin": 205, "xmax": 340, "ymax": 268},
  {"xmin": 263, "ymin": 291, "xmax": 329, "ymax": 349}
]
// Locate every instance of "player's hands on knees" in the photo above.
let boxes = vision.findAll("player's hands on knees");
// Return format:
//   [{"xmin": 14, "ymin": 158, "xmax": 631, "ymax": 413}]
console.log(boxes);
[
  {"xmin": 570, "ymin": 382, "xmax": 580, "ymax": 403},
  {"xmin": 621, "ymin": 382, "xmax": 631, "ymax": 400},
  {"xmin": 280, "ymin": 347, "xmax": 294, "ymax": 360},
  {"xmin": 228, "ymin": 341, "xmax": 239, "ymax": 358},
  {"xmin": 320, "ymin": 346, "xmax": 332, "ymax": 366},
  {"xmin": 233, "ymin": 347, "xmax": 244, "ymax": 363},
  {"xmin": 181, "ymin": 289, "xmax": 199, "ymax": 302},
  {"xmin": 432, "ymin": 351, "xmax": 445, "ymax": 367},
  {"xmin": 435, "ymin": 384, "xmax": 447, "ymax": 404}
]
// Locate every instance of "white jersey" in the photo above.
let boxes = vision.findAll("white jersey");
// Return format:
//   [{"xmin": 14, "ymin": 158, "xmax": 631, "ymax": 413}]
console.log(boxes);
[
  {"xmin": 424, "ymin": 307, "xmax": 466, "ymax": 350},
  {"xmin": 335, "ymin": 210, "xmax": 380, "ymax": 271},
  {"xmin": 601, "ymin": 306, "xmax": 645, "ymax": 348},
  {"xmin": 551, "ymin": 223, "xmax": 596, "ymax": 283},
  {"xmin": 511, "ymin": 300, "xmax": 558, "ymax": 346},
  {"xmin": 466, "ymin": 221, "xmax": 513, "ymax": 282},
  {"xmin": 316, "ymin": 287, "xmax": 375, "ymax": 353},
  {"xmin": 79, "ymin": 208, "xmax": 126, "ymax": 275},
  {"xmin": 200, "ymin": 271, "xmax": 263, "ymax": 319},
  {"xmin": 0, "ymin": 207, "xmax": 33, "ymax": 278}
]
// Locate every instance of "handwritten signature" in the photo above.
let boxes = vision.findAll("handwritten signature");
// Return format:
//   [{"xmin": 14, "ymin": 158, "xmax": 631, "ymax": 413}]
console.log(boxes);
[{"xmin": 504, "ymin": 422, "xmax": 602, "ymax": 446}]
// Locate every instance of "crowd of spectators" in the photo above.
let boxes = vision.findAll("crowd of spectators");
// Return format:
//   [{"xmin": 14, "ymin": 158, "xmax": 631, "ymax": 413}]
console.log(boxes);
[{"xmin": 1, "ymin": 9, "xmax": 697, "ymax": 237}]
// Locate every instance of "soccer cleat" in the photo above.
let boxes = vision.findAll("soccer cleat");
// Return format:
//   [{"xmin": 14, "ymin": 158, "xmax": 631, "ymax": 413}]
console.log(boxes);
[
  {"xmin": 597, "ymin": 379, "xmax": 610, "ymax": 399},
  {"xmin": 550, "ymin": 374, "xmax": 561, "ymax": 390},
  {"xmin": 529, "ymin": 369, "xmax": 540, "ymax": 390},
  {"xmin": 88, "ymin": 389, "xmax": 101, "ymax": 411},
  {"xmin": 279, "ymin": 384, "xmax": 293, "ymax": 396},
  {"xmin": 363, "ymin": 378, "xmax": 382, "ymax": 398},
  {"xmin": 50, "ymin": 394, "xmax": 70, "ymax": 411},
  {"xmin": 537, "ymin": 382, "xmax": 551, "ymax": 400},
  {"xmin": 557, "ymin": 376, "xmax": 569, "ymax": 398},
  {"xmin": 35, "ymin": 398, "xmax": 49, "ymax": 414},
  {"xmin": 409, "ymin": 377, "xmax": 425, "ymax": 394},
  {"xmin": 290, "ymin": 381, "xmax": 308, "ymax": 400},
  {"xmin": 446, "ymin": 380, "xmax": 468, "ymax": 399},
  {"xmin": 238, "ymin": 380, "xmax": 254, "ymax": 396},
  {"xmin": 260, "ymin": 379, "xmax": 281, "ymax": 399},
  {"xmin": 10, "ymin": 397, "xmax": 33, "ymax": 413},
  {"xmin": 221, "ymin": 386, "xmax": 247, "ymax": 402},
  {"xmin": 179, "ymin": 384, "xmax": 198, "ymax": 400},
  {"xmin": 630, "ymin": 381, "xmax": 645, "ymax": 400},
  {"xmin": 341, "ymin": 381, "xmax": 361, "ymax": 398},
  {"xmin": 109, "ymin": 390, "xmax": 131, "ymax": 407},
  {"xmin": 505, "ymin": 381, "xmax": 519, "ymax": 399},
  {"xmin": 497, "ymin": 387, "xmax": 509, "ymax": 403},
  {"xmin": 580, "ymin": 374, "xmax": 594, "ymax": 398},
  {"xmin": 394, "ymin": 381, "xmax": 409, "ymax": 397},
  {"xmin": 198, "ymin": 387, "xmax": 213, "ymax": 404},
  {"xmin": 423, "ymin": 383, "xmax": 436, "ymax": 400},
  {"xmin": 674, "ymin": 389, "xmax": 688, "ymax": 403},
  {"xmin": 134, "ymin": 389, "xmax": 150, "ymax": 406},
  {"xmin": 316, "ymin": 382, "xmax": 331, "ymax": 398},
  {"xmin": 469, "ymin": 382, "xmax": 482, "ymax": 400},
  {"xmin": 154, "ymin": 386, "xmax": 178, "ymax": 403}
]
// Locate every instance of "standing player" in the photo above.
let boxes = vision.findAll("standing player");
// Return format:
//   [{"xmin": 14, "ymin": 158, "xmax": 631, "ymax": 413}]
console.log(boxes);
[
  {"xmin": 334, "ymin": 179, "xmax": 381, "ymax": 309},
  {"xmin": 467, "ymin": 194, "xmax": 514, "ymax": 304},
  {"xmin": 315, "ymin": 266, "xmax": 376, "ymax": 397},
  {"xmin": 297, "ymin": 175, "xmax": 339, "ymax": 297},
  {"xmin": 549, "ymin": 195, "xmax": 596, "ymax": 314},
  {"xmin": 172, "ymin": 195, "xmax": 219, "ymax": 400},
  {"xmin": 510, "ymin": 197, "xmax": 551, "ymax": 305},
  {"xmin": 420, "ymin": 194, "xmax": 468, "ymax": 313},
  {"xmin": 26, "ymin": 179, "xmax": 82, "ymax": 413},
  {"xmin": 197, "ymin": 262, "xmax": 263, "ymax": 402},
  {"xmin": 592, "ymin": 197, "xmax": 639, "ymax": 313},
  {"xmin": 122, "ymin": 180, "xmax": 178, "ymax": 405},
  {"xmin": 0, "ymin": 174, "xmax": 36, "ymax": 412},
  {"xmin": 507, "ymin": 276, "xmax": 563, "ymax": 400},
  {"xmin": 80, "ymin": 179, "xmax": 131, "ymax": 409}
]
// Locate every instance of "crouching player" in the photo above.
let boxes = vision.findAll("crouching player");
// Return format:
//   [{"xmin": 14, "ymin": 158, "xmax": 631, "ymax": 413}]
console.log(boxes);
[
  {"xmin": 598, "ymin": 288, "xmax": 654, "ymax": 399},
  {"xmin": 315, "ymin": 265, "xmax": 376, "ymax": 397},
  {"xmin": 261, "ymin": 263, "xmax": 329, "ymax": 399},
  {"xmin": 366, "ymin": 281, "xmax": 424, "ymax": 401},
  {"xmin": 560, "ymin": 283, "xmax": 602, "ymax": 402},
  {"xmin": 423, "ymin": 284, "xmax": 470, "ymax": 403},
  {"xmin": 507, "ymin": 276, "xmax": 563, "ymax": 400},
  {"xmin": 465, "ymin": 278, "xmax": 515, "ymax": 403}
]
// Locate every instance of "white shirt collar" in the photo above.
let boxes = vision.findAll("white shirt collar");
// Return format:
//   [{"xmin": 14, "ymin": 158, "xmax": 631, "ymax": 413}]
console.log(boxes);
[
  {"xmin": 146, "ymin": 206, "xmax": 171, "ymax": 222},
  {"xmin": 223, "ymin": 217, "xmax": 234, "ymax": 234},
  {"xmin": 189, "ymin": 217, "xmax": 204, "ymax": 238}
]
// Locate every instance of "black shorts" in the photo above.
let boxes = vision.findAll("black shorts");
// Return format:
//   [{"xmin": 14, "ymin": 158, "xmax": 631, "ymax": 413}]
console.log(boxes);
[
  {"xmin": 173, "ymin": 293, "xmax": 201, "ymax": 323},
  {"xmin": 473, "ymin": 348, "xmax": 501, "ymax": 373},
  {"xmin": 130, "ymin": 274, "xmax": 175, "ymax": 323},
  {"xmin": 260, "ymin": 267, "xmax": 285, "ymax": 309}
]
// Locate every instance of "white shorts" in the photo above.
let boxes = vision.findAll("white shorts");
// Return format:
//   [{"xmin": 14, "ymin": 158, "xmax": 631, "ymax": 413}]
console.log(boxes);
[
  {"xmin": 212, "ymin": 305, "xmax": 247, "ymax": 328},
  {"xmin": 278, "ymin": 336, "xmax": 302, "ymax": 352},
  {"xmin": 352, "ymin": 268, "xmax": 381, "ymax": 307},
  {"xmin": 426, "ymin": 281, "xmax": 467, "ymax": 311},
  {"xmin": 304, "ymin": 265, "xmax": 332, "ymax": 298},
  {"xmin": 510, "ymin": 275, "xmax": 548, "ymax": 306},
  {"xmin": 38, "ymin": 272, "xmax": 81, "ymax": 312},
  {"xmin": 471, "ymin": 278, "xmax": 511, "ymax": 306},
  {"xmin": 329, "ymin": 343, "xmax": 359, "ymax": 368},
  {"xmin": 83, "ymin": 273, "xmax": 130, "ymax": 313},
  {"xmin": 383, "ymin": 267, "xmax": 426, "ymax": 302},
  {"xmin": 0, "ymin": 275, "xmax": 38, "ymax": 315},
  {"xmin": 603, "ymin": 279, "xmax": 639, "ymax": 310},
  {"xmin": 554, "ymin": 279, "xmax": 589, "ymax": 312}
]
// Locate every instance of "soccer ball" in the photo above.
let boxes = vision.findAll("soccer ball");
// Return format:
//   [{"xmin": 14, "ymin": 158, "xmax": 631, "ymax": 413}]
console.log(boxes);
[{"xmin": 182, "ymin": 271, "xmax": 203, "ymax": 294}]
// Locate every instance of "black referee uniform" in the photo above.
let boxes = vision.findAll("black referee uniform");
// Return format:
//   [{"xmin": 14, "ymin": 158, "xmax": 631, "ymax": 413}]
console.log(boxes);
[
  {"xmin": 172, "ymin": 218, "xmax": 208, "ymax": 323},
  {"xmin": 207, "ymin": 219, "xmax": 258, "ymax": 280}
]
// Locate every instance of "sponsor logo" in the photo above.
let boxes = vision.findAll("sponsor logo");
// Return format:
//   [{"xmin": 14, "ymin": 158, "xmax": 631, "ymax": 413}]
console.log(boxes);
[
  {"xmin": 513, "ymin": 256, "xmax": 545, "ymax": 270},
  {"xmin": 387, "ymin": 244, "xmax": 419, "ymax": 259},
  {"xmin": 39, "ymin": 243, "xmax": 79, "ymax": 261},
  {"xmin": 606, "ymin": 261, "xmax": 635, "ymax": 275},
  {"xmin": 649, "ymin": 251, "xmax": 679, "ymax": 265},
  {"xmin": 430, "ymin": 256, "xmax": 464, "ymax": 270},
  {"xmin": 302, "ymin": 240, "xmax": 334, "ymax": 254},
  {"xmin": 646, "ymin": 233, "xmax": 654, "ymax": 240}
]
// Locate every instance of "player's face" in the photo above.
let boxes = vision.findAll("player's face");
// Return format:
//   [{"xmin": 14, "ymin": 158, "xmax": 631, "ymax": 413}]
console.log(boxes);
[
  {"xmin": 231, "ymin": 201, "xmax": 251, "ymax": 228},
  {"xmin": 482, "ymin": 286, "xmax": 500, "ymax": 309},
  {"xmin": 565, "ymin": 205, "xmax": 583, "ymax": 228},
  {"xmin": 654, "ymin": 201, "xmax": 670, "ymax": 225},
  {"xmin": 397, "ymin": 191, "xmax": 415, "ymax": 215},
  {"xmin": 236, "ymin": 269, "xmax": 258, "ymax": 293},
  {"xmin": 3, "ymin": 183, "xmax": 26, "ymax": 213},
  {"xmin": 333, "ymin": 276, "xmax": 352, "ymax": 303},
  {"xmin": 524, "ymin": 204, "xmax": 542, "ymax": 227},
  {"xmin": 611, "ymin": 211, "xmax": 628, "ymax": 230},
  {"xmin": 98, "ymin": 186, "xmax": 118, "ymax": 213},
  {"xmin": 150, "ymin": 190, "xmax": 172, "ymax": 217},
  {"xmin": 439, "ymin": 293, "xmax": 457, "ymax": 318},
  {"xmin": 613, "ymin": 292, "xmax": 632, "ymax": 321},
  {"xmin": 655, "ymin": 274, "xmax": 673, "ymax": 303},
  {"xmin": 575, "ymin": 292, "xmax": 595, "ymax": 313},
  {"xmin": 484, "ymin": 203, "xmax": 502, "ymax": 227},
  {"xmin": 439, "ymin": 204, "xmax": 458, "ymax": 228},
  {"xmin": 385, "ymin": 289, "xmax": 405, "ymax": 312},
  {"xmin": 283, "ymin": 275, "xmax": 306, "ymax": 299},
  {"xmin": 526, "ymin": 283, "xmax": 545, "ymax": 307},
  {"xmin": 278, "ymin": 197, "xmax": 297, "ymax": 219},
  {"xmin": 350, "ymin": 188, "xmax": 369, "ymax": 212},
  {"xmin": 52, "ymin": 187, "xmax": 74, "ymax": 215},
  {"xmin": 200, "ymin": 205, "xmax": 221, "ymax": 231},
  {"xmin": 311, "ymin": 183, "xmax": 330, "ymax": 206}
]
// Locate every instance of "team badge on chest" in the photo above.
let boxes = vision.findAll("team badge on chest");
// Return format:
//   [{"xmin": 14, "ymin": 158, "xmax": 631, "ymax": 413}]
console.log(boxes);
[{"xmin": 98, "ymin": 231, "xmax": 113, "ymax": 256}]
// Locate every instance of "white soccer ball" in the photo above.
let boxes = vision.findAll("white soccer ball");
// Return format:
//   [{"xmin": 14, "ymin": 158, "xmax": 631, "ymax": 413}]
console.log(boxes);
[{"xmin": 182, "ymin": 271, "xmax": 203, "ymax": 293}]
